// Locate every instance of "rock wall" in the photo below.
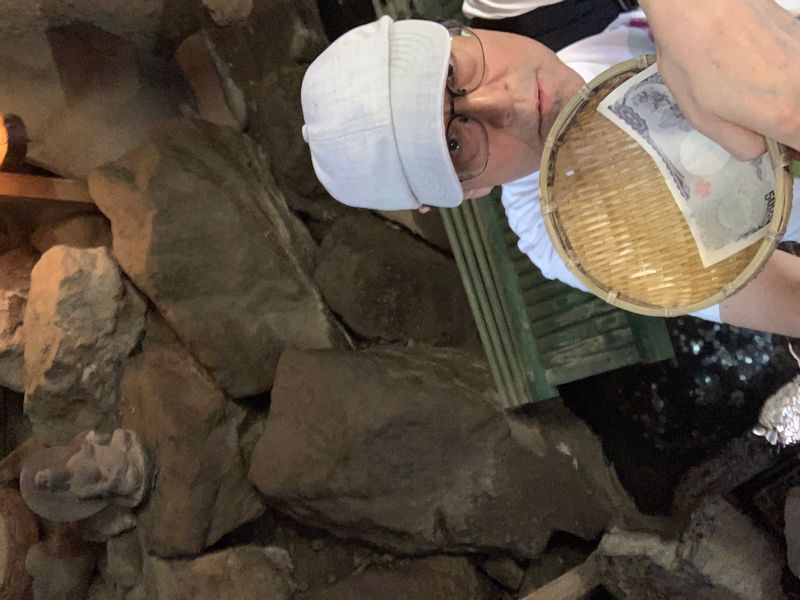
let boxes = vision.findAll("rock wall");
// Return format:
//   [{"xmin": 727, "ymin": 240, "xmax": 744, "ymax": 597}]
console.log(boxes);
[
  {"xmin": 0, "ymin": 0, "xmax": 163, "ymax": 41},
  {"xmin": 0, "ymin": 1, "xmax": 792, "ymax": 599},
  {"xmin": 89, "ymin": 118, "xmax": 350, "ymax": 397}
]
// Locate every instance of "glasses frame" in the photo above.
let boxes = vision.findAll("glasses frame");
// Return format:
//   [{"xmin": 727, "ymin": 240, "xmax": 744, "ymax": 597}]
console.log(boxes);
[{"xmin": 445, "ymin": 25, "xmax": 490, "ymax": 183}]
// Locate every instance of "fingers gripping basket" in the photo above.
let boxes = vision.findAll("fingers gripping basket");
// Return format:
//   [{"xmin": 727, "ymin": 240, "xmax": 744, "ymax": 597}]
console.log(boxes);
[{"xmin": 540, "ymin": 55, "xmax": 793, "ymax": 317}]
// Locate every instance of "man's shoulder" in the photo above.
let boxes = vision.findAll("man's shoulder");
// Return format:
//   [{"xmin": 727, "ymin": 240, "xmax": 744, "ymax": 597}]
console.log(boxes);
[{"xmin": 501, "ymin": 171, "xmax": 541, "ymax": 206}]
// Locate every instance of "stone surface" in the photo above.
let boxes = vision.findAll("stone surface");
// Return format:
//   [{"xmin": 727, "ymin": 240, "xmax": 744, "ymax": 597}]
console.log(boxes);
[
  {"xmin": 85, "ymin": 577, "xmax": 116, "ymax": 600},
  {"xmin": 1, "ymin": 392, "xmax": 31, "ymax": 467},
  {"xmin": 24, "ymin": 246, "xmax": 146, "ymax": 445},
  {"xmin": 89, "ymin": 118, "xmax": 349, "ymax": 397},
  {"xmin": 0, "ymin": 438, "xmax": 41, "ymax": 486},
  {"xmin": 175, "ymin": 32, "xmax": 247, "ymax": 130},
  {"xmin": 206, "ymin": 0, "xmax": 365, "ymax": 239},
  {"xmin": 518, "ymin": 544, "xmax": 590, "ymax": 596},
  {"xmin": 0, "ymin": 488, "xmax": 39, "ymax": 600},
  {"xmin": 378, "ymin": 210, "xmax": 451, "ymax": 252},
  {"xmin": 673, "ymin": 435, "xmax": 776, "ymax": 515},
  {"xmin": 208, "ymin": 0, "xmax": 327, "ymax": 197},
  {"xmin": 0, "ymin": 0, "xmax": 164, "ymax": 42},
  {"xmin": 202, "ymin": 0, "xmax": 253, "ymax": 25},
  {"xmin": 786, "ymin": 486, "xmax": 800, "ymax": 579},
  {"xmin": 314, "ymin": 214, "xmax": 472, "ymax": 344},
  {"xmin": 25, "ymin": 526, "xmax": 95, "ymax": 600},
  {"xmin": 479, "ymin": 557, "xmax": 524, "ymax": 591},
  {"xmin": 270, "ymin": 521, "xmax": 388, "ymax": 594},
  {"xmin": 683, "ymin": 497, "xmax": 783, "ymax": 600},
  {"xmin": 297, "ymin": 556, "xmax": 492, "ymax": 600},
  {"xmin": 80, "ymin": 505, "xmax": 137, "ymax": 544},
  {"xmin": 0, "ymin": 25, "xmax": 186, "ymax": 179},
  {"xmin": 143, "ymin": 546, "xmax": 293, "ymax": 600},
  {"xmin": 30, "ymin": 215, "xmax": 112, "ymax": 254},
  {"xmin": 120, "ymin": 314, "xmax": 265, "ymax": 557},
  {"xmin": 249, "ymin": 347, "xmax": 642, "ymax": 557},
  {"xmin": 598, "ymin": 497, "xmax": 785, "ymax": 600},
  {"xmin": 101, "ymin": 531, "xmax": 146, "ymax": 600},
  {"xmin": 0, "ymin": 212, "xmax": 28, "ymax": 257},
  {"xmin": 0, "ymin": 247, "xmax": 38, "ymax": 392},
  {"xmin": 218, "ymin": 511, "xmax": 391, "ymax": 594}
]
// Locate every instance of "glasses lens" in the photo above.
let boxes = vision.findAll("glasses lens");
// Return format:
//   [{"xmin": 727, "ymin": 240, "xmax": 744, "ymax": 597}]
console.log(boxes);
[
  {"xmin": 447, "ymin": 28, "xmax": 485, "ymax": 95},
  {"xmin": 447, "ymin": 116, "xmax": 489, "ymax": 182}
]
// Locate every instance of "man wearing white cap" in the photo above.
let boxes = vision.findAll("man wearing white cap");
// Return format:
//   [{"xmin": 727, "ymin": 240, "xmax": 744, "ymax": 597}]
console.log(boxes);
[{"xmin": 301, "ymin": 0, "xmax": 800, "ymax": 337}]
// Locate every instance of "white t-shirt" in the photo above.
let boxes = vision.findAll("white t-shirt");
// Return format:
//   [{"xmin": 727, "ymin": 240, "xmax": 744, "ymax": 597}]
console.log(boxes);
[
  {"xmin": 463, "ymin": 0, "xmax": 800, "ymax": 20},
  {"xmin": 465, "ymin": 4, "xmax": 800, "ymax": 324},
  {"xmin": 462, "ymin": 0, "xmax": 564, "ymax": 19}
]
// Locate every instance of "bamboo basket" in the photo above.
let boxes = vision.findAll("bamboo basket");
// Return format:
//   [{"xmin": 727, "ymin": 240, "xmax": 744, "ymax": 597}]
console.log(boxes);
[{"xmin": 540, "ymin": 55, "xmax": 793, "ymax": 317}]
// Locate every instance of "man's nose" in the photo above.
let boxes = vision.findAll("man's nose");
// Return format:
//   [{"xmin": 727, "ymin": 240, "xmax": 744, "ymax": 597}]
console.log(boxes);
[{"xmin": 454, "ymin": 82, "xmax": 514, "ymax": 129}]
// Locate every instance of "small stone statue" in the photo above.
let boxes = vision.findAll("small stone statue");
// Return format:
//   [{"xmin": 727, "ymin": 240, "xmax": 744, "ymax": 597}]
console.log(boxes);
[
  {"xmin": 34, "ymin": 430, "xmax": 148, "ymax": 505},
  {"xmin": 20, "ymin": 429, "xmax": 153, "ymax": 523}
]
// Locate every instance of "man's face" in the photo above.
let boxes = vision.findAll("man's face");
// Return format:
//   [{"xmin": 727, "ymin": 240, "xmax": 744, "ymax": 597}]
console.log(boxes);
[{"xmin": 446, "ymin": 28, "xmax": 584, "ymax": 197}]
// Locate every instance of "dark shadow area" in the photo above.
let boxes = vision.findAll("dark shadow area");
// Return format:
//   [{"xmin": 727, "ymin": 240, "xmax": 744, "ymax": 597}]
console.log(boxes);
[{"xmin": 561, "ymin": 315, "xmax": 797, "ymax": 514}]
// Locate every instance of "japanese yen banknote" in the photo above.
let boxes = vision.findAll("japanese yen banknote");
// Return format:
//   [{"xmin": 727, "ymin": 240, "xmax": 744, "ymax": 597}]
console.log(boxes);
[{"xmin": 596, "ymin": 64, "xmax": 775, "ymax": 267}]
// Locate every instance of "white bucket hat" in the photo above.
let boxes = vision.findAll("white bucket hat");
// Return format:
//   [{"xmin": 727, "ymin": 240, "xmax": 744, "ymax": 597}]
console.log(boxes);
[{"xmin": 301, "ymin": 16, "xmax": 463, "ymax": 210}]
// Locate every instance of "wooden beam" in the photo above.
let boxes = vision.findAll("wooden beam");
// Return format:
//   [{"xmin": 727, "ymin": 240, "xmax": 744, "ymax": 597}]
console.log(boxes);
[
  {"xmin": 0, "ymin": 172, "xmax": 94, "ymax": 205},
  {"xmin": 519, "ymin": 556, "xmax": 601, "ymax": 600}
]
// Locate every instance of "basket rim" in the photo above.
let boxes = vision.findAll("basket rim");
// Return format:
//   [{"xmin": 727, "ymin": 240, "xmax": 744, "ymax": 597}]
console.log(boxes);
[{"xmin": 539, "ymin": 55, "xmax": 793, "ymax": 317}]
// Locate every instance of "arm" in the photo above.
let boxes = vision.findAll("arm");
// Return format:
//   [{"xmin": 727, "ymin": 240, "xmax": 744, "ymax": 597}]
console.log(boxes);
[
  {"xmin": 639, "ymin": 0, "xmax": 800, "ymax": 159},
  {"xmin": 720, "ymin": 249, "xmax": 800, "ymax": 336}
]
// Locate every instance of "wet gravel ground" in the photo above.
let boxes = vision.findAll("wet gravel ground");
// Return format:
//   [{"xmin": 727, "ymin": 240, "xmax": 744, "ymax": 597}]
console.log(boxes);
[{"xmin": 560, "ymin": 315, "xmax": 798, "ymax": 514}]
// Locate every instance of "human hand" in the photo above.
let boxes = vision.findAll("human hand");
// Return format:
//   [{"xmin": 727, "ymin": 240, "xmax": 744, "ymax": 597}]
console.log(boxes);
[{"xmin": 640, "ymin": 0, "xmax": 800, "ymax": 160}]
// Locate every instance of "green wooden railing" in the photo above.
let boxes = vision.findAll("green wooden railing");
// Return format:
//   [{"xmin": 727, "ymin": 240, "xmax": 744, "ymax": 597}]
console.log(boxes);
[{"xmin": 442, "ymin": 194, "xmax": 674, "ymax": 408}]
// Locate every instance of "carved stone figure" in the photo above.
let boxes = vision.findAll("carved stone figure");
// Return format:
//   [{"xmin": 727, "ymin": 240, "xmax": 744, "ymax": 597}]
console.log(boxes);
[{"xmin": 20, "ymin": 429, "xmax": 152, "ymax": 523}]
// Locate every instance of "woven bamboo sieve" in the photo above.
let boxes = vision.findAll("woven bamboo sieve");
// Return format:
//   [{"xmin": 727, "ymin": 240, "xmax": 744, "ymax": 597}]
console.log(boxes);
[{"xmin": 540, "ymin": 55, "xmax": 793, "ymax": 317}]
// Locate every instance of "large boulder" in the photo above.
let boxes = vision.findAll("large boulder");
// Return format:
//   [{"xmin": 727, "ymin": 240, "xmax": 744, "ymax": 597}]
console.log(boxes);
[
  {"xmin": 249, "ymin": 347, "xmax": 641, "ymax": 557},
  {"xmin": 314, "ymin": 213, "xmax": 472, "ymax": 344},
  {"xmin": 89, "ymin": 118, "xmax": 350, "ymax": 397},
  {"xmin": 120, "ymin": 315, "xmax": 265, "ymax": 557},
  {"xmin": 297, "ymin": 556, "xmax": 493, "ymax": 600},
  {"xmin": 24, "ymin": 246, "xmax": 146, "ymax": 444},
  {"xmin": 143, "ymin": 546, "xmax": 293, "ymax": 600},
  {"xmin": 0, "ymin": 25, "xmax": 187, "ymax": 179},
  {"xmin": 0, "ymin": 246, "xmax": 39, "ymax": 392}
]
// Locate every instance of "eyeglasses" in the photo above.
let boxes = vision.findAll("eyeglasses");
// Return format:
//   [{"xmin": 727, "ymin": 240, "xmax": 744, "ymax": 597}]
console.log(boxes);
[{"xmin": 446, "ymin": 26, "xmax": 489, "ymax": 182}]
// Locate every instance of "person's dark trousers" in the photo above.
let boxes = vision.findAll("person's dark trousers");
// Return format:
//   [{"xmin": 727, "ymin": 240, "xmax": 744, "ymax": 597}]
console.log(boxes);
[{"xmin": 469, "ymin": 0, "xmax": 639, "ymax": 52}]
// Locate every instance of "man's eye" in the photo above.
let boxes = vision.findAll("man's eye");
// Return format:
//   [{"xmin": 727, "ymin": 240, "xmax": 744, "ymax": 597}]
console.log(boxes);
[{"xmin": 448, "ymin": 137, "xmax": 461, "ymax": 153}]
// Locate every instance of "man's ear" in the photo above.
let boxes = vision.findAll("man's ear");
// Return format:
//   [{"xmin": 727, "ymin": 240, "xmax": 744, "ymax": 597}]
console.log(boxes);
[{"xmin": 463, "ymin": 186, "xmax": 494, "ymax": 200}]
